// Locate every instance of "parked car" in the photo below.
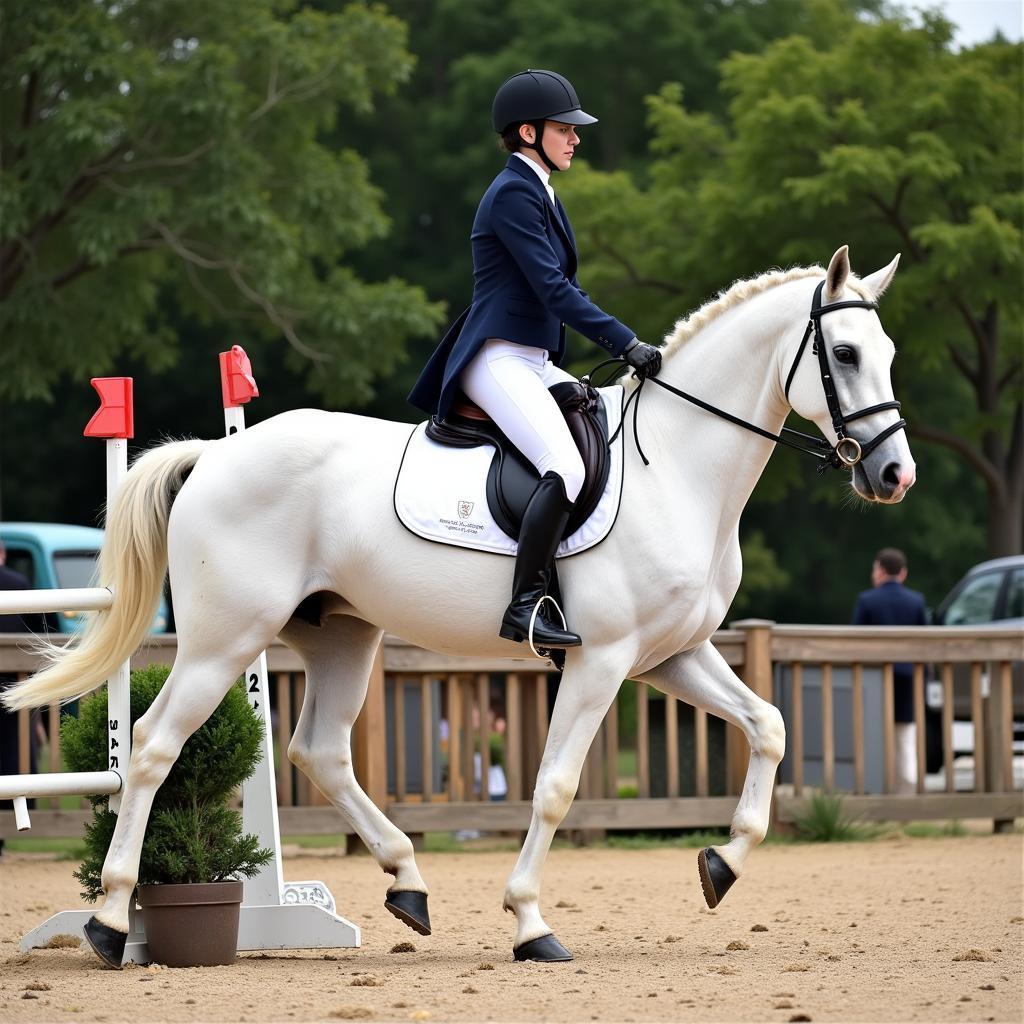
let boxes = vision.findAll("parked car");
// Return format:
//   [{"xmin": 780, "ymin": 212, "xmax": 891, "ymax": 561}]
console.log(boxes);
[
  {"xmin": 932, "ymin": 555, "xmax": 1024, "ymax": 627},
  {"xmin": 930, "ymin": 555, "xmax": 1023, "ymax": 758},
  {"xmin": 0, "ymin": 522, "xmax": 169, "ymax": 634}
]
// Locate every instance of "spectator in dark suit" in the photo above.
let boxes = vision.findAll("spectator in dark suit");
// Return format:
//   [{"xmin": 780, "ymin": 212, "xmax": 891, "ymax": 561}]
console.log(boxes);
[
  {"xmin": 852, "ymin": 547, "xmax": 928, "ymax": 793},
  {"xmin": 0, "ymin": 540, "xmax": 44, "ymax": 852}
]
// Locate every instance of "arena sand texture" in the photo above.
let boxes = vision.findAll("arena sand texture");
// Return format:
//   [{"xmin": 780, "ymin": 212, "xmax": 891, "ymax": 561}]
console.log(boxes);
[{"xmin": 2, "ymin": 835, "xmax": 1022, "ymax": 1023}]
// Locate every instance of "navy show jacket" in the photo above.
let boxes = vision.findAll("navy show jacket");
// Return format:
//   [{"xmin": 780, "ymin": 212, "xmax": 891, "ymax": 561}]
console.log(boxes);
[
  {"xmin": 408, "ymin": 155, "xmax": 636, "ymax": 419},
  {"xmin": 852, "ymin": 579, "xmax": 928, "ymax": 721}
]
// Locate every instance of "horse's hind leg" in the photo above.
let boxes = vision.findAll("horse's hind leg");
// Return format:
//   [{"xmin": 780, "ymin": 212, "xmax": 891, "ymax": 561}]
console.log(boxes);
[
  {"xmin": 281, "ymin": 614, "xmax": 430, "ymax": 935},
  {"xmin": 638, "ymin": 641, "xmax": 785, "ymax": 908},
  {"xmin": 85, "ymin": 641, "xmax": 268, "ymax": 967}
]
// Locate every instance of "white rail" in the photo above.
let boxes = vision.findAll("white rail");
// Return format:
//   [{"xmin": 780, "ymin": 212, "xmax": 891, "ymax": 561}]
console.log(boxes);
[
  {"xmin": 0, "ymin": 771, "xmax": 120, "ymax": 800},
  {"xmin": 0, "ymin": 582, "xmax": 126, "ymax": 832},
  {"xmin": 0, "ymin": 587, "xmax": 112, "ymax": 614}
]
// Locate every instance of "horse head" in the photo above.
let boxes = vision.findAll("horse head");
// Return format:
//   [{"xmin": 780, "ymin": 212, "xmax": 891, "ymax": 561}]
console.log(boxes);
[{"xmin": 784, "ymin": 245, "xmax": 915, "ymax": 503}]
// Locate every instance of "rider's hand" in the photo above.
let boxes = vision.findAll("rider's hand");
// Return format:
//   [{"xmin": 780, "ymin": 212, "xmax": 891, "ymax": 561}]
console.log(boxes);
[{"xmin": 623, "ymin": 338, "xmax": 662, "ymax": 380}]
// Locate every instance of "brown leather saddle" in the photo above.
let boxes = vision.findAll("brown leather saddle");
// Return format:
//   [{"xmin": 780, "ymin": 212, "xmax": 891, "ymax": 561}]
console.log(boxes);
[{"xmin": 425, "ymin": 380, "xmax": 611, "ymax": 542}]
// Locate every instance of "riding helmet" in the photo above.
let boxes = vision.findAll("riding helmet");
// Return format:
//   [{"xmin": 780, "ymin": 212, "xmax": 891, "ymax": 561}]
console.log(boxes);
[{"xmin": 491, "ymin": 69, "xmax": 598, "ymax": 133}]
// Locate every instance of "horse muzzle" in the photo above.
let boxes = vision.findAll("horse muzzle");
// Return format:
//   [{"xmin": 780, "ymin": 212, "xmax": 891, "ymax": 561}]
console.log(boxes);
[{"xmin": 852, "ymin": 456, "xmax": 916, "ymax": 503}]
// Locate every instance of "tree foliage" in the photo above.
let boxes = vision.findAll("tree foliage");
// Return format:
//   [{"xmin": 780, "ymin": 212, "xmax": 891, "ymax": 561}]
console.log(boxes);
[
  {"xmin": 326, "ymin": 0, "xmax": 885, "ymax": 334},
  {"xmin": 560, "ymin": 11, "xmax": 1022, "ymax": 558},
  {"xmin": 0, "ymin": 0, "xmax": 443, "ymax": 405}
]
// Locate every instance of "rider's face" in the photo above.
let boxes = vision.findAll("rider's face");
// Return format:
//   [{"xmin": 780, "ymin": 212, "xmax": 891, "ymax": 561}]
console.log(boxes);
[{"xmin": 518, "ymin": 120, "xmax": 580, "ymax": 172}]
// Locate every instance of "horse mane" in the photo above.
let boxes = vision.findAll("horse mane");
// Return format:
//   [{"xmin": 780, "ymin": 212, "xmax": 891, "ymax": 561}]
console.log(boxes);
[{"xmin": 621, "ymin": 265, "xmax": 873, "ymax": 391}]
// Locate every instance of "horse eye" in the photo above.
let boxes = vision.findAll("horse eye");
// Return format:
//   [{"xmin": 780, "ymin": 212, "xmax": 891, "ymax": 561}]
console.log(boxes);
[{"xmin": 833, "ymin": 346, "xmax": 857, "ymax": 366}]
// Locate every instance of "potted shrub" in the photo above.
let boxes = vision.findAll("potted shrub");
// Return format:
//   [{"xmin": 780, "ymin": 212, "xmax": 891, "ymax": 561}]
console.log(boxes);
[{"xmin": 63, "ymin": 664, "xmax": 273, "ymax": 967}]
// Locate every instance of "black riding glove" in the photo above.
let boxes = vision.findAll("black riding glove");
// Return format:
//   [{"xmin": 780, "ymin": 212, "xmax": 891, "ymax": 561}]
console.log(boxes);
[{"xmin": 622, "ymin": 338, "xmax": 662, "ymax": 380}]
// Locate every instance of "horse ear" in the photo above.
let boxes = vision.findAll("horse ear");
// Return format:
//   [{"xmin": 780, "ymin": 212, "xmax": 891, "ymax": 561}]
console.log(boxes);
[
  {"xmin": 859, "ymin": 253, "xmax": 901, "ymax": 301},
  {"xmin": 824, "ymin": 245, "xmax": 851, "ymax": 300}
]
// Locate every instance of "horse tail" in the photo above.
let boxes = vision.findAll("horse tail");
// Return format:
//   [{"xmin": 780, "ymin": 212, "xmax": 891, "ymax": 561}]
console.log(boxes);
[{"xmin": 1, "ymin": 440, "xmax": 211, "ymax": 712}]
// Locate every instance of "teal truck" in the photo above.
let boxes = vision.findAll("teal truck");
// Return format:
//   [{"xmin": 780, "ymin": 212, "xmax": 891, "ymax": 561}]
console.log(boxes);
[{"xmin": 0, "ymin": 522, "xmax": 169, "ymax": 633}]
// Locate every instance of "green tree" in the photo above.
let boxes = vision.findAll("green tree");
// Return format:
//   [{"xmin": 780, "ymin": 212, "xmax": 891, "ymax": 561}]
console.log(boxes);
[
  {"xmin": 563, "ymin": 11, "xmax": 1022, "ymax": 559},
  {"xmin": 0, "ymin": 0, "xmax": 443, "ymax": 406},
  {"xmin": 324, "ymin": 0, "xmax": 884, "ymax": 350}
]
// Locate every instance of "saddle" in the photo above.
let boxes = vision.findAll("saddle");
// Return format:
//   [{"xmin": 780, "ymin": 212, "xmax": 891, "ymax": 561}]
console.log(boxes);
[{"xmin": 424, "ymin": 380, "xmax": 611, "ymax": 542}]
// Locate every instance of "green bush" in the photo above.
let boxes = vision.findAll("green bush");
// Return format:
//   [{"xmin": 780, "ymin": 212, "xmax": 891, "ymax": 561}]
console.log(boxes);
[
  {"xmin": 791, "ymin": 790, "xmax": 878, "ymax": 842},
  {"xmin": 63, "ymin": 664, "xmax": 272, "ymax": 901},
  {"xmin": 62, "ymin": 664, "xmax": 264, "ymax": 805}
]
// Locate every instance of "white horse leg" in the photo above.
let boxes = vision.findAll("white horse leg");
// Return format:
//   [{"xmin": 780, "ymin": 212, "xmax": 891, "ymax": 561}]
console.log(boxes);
[
  {"xmin": 638, "ymin": 640, "xmax": 785, "ymax": 906},
  {"xmin": 281, "ymin": 614, "xmax": 431, "ymax": 934},
  {"xmin": 502, "ymin": 651, "xmax": 627, "ymax": 961},
  {"xmin": 86, "ymin": 644, "xmax": 262, "ymax": 966}
]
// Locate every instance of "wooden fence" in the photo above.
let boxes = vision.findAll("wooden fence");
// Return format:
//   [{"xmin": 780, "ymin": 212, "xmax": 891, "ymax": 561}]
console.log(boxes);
[{"xmin": 2, "ymin": 622, "xmax": 1021, "ymax": 840}]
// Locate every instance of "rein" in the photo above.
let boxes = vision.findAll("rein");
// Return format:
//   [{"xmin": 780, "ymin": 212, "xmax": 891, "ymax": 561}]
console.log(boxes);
[{"xmin": 586, "ymin": 280, "xmax": 908, "ymax": 473}]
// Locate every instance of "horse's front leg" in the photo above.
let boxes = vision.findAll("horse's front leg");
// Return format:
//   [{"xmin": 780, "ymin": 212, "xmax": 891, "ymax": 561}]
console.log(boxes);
[
  {"xmin": 502, "ymin": 649, "xmax": 628, "ymax": 963},
  {"xmin": 638, "ymin": 641, "xmax": 785, "ymax": 907}
]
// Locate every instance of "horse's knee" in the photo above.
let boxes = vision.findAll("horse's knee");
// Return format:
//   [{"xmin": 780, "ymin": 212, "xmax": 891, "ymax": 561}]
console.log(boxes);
[
  {"xmin": 533, "ymin": 770, "xmax": 576, "ymax": 826},
  {"xmin": 750, "ymin": 703, "xmax": 785, "ymax": 763},
  {"xmin": 757, "ymin": 704, "xmax": 786, "ymax": 761}
]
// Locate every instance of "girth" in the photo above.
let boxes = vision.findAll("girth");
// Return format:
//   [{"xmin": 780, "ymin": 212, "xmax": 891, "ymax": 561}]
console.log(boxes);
[{"xmin": 425, "ymin": 380, "xmax": 611, "ymax": 541}]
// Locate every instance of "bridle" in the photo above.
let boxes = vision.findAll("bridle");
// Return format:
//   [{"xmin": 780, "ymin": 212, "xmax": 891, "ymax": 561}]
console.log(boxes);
[
  {"xmin": 781, "ymin": 279, "xmax": 907, "ymax": 469},
  {"xmin": 597, "ymin": 278, "xmax": 908, "ymax": 473}
]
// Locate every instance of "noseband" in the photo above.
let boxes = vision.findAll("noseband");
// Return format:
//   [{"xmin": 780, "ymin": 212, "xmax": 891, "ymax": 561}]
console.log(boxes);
[{"xmin": 598, "ymin": 278, "xmax": 909, "ymax": 473}]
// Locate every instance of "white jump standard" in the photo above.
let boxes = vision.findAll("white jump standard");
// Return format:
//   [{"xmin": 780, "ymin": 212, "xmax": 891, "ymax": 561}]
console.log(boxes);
[{"xmin": 0, "ymin": 352, "xmax": 358, "ymax": 966}]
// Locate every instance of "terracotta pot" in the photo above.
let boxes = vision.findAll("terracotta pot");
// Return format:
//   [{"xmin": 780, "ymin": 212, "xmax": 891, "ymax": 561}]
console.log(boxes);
[{"xmin": 137, "ymin": 879, "xmax": 243, "ymax": 967}]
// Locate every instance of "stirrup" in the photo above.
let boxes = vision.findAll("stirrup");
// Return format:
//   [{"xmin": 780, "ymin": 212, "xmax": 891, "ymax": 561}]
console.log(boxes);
[{"xmin": 527, "ymin": 595, "xmax": 570, "ymax": 660}]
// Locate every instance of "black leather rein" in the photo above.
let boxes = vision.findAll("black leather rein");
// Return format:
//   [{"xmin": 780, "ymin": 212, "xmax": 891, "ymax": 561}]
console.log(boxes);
[{"xmin": 592, "ymin": 279, "xmax": 908, "ymax": 473}]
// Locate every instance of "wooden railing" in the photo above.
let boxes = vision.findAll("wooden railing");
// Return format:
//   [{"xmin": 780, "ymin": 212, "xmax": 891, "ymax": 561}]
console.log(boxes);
[{"xmin": 2, "ymin": 622, "xmax": 1021, "ymax": 839}]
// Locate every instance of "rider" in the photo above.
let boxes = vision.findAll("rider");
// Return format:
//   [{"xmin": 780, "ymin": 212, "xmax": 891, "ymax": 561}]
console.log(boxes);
[{"xmin": 408, "ymin": 69, "xmax": 661, "ymax": 650}]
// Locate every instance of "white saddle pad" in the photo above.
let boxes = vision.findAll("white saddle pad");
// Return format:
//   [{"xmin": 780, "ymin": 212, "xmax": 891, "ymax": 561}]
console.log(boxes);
[{"xmin": 394, "ymin": 385, "xmax": 624, "ymax": 559}]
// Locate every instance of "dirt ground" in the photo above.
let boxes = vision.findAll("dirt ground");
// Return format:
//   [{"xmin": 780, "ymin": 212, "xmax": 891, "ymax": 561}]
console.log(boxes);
[{"xmin": 1, "ymin": 834, "xmax": 1022, "ymax": 1023}]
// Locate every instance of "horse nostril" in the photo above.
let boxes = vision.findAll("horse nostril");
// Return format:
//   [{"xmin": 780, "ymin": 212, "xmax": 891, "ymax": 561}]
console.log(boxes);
[{"xmin": 882, "ymin": 462, "xmax": 902, "ymax": 490}]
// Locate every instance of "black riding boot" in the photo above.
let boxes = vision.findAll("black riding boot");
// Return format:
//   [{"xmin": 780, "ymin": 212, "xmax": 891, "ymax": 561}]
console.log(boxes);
[{"xmin": 499, "ymin": 472, "xmax": 582, "ymax": 648}]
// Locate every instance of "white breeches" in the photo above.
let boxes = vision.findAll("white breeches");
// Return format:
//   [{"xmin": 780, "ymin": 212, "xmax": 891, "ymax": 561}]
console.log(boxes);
[
  {"xmin": 894, "ymin": 722, "xmax": 917, "ymax": 794},
  {"xmin": 461, "ymin": 338, "xmax": 585, "ymax": 502}
]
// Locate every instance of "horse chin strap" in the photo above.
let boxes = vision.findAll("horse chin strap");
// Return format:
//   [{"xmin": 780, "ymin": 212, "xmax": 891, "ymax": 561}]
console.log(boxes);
[{"xmin": 595, "ymin": 278, "xmax": 909, "ymax": 474}]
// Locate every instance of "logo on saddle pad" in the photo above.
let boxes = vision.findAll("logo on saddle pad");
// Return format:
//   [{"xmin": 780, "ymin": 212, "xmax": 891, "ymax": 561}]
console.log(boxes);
[{"xmin": 458, "ymin": 500, "xmax": 474, "ymax": 519}]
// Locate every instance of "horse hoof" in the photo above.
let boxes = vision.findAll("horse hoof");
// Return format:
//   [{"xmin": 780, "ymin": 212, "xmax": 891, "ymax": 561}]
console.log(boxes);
[
  {"xmin": 385, "ymin": 890, "xmax": 431, "ymax": 936},
  {"xmin": 83, "ymin": 916, "xmax": 126, "ymax": 969},
  {"xmin": 513, "ymin": 933, "xmax": 573, "ymax": 962},
  {"xmin": 698, "ymin": 847, "xmax": 736, "ymax": 909}
]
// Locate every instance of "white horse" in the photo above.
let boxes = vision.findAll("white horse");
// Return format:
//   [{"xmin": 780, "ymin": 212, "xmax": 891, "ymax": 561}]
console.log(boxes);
[{"xmin": 5, "ymin": 246, "xmax": 914, "ymax": 966}]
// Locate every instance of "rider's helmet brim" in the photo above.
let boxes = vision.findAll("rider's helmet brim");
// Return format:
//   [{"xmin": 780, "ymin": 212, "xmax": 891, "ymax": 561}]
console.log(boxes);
[{"xmin": 546, "ymin": 108, "xmax": 599, "ymax": 126}]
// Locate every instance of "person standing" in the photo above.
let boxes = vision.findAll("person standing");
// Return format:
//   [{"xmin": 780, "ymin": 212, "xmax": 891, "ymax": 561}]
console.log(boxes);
[
  {"xmin": 408, "ymin": 69, "xmax": 661, "ymax": 652},
  {"xmin": 852, "ymin": 547, "xmax": 928, "ymax": 794}
]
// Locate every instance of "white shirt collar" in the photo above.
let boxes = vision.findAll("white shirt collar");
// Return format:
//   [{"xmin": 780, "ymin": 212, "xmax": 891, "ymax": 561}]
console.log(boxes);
[{"xmin": 513, "ymin": 151, "xmax": 555, "ymax": 203}]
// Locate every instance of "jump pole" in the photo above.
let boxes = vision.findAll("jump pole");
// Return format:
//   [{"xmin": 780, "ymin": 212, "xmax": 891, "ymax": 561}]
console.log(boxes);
[{"xmin": 219, "ymin": 345, "xmax": 359, "ymax": 953}]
